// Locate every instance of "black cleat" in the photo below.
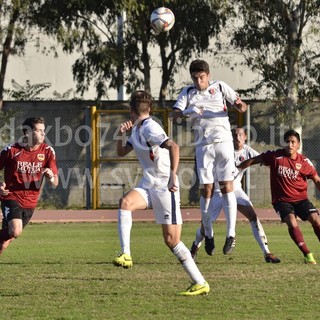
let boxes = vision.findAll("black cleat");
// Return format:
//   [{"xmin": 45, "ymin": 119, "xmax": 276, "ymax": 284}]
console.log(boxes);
[
  {"xmin": 265, "ymin": 253, "xmax": 281, "ymax": 263},
  {"xmin": 204, "ymin": 236, "xmax": 215, "ymax": 256},
  {"xmin": 223, "ymin": 236, "xmax": 236, "ymax": 255},
  {"xmin": 190, "ymin": 241, "xmax": 199, "ymax": 260}
]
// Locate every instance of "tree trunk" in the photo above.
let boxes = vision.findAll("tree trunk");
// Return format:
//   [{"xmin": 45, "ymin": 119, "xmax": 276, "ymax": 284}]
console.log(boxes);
[
  {"xmin": 0, "ymin": 10, "xmax": 19, "ymax": 110},
  {"xmin": 141, "ymin": 40, "xmax": 151, "ymax": 93},
  {"xmin": 284, "ymin": 4, "xmax": 303, "ymax": 150},
  {"xmin": 0, "ymin": 34, "xmax": 12, "ymax": 110}
]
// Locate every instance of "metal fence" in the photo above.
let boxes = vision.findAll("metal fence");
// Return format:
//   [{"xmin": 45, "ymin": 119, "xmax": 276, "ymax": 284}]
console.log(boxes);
[
  {"xmin": 244, "ymin": 100, "xmax": 320, "ymax": 207},
  {"xmin": 2, "ymin": 100, "xmax": 320, "ymax": 209}
]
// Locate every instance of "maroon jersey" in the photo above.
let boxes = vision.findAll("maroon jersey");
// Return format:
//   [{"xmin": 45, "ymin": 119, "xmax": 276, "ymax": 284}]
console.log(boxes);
[
  {"xmin": 261, "ymin": 149, "xmax": 317, "ymax": 203},
  {"xmin": 0, "ymin": 143, "xmax": 58, "ymax": 208}
]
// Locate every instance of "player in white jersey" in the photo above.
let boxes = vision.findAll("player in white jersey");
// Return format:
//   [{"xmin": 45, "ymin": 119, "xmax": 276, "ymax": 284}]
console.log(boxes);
[
  {"xmin": 113, "ymin": 90, "xmax": 209, "ymax": 296},
  {"xmin": 190, "ymin": 127, "xmax": 281, "ymax": 263},
  {"xmin": 171, "ymin": 60, "xmax": 247, "ymax": 255}
]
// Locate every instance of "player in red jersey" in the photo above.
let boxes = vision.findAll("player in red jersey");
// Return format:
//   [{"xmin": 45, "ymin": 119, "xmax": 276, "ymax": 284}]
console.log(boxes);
[
  {"xmin": 0, "ymin": 117, "xmax": 58, "ymax": 255},
  {"xmin": 238, "ymin": 129, "xmax": 320, "ymax": 264}
]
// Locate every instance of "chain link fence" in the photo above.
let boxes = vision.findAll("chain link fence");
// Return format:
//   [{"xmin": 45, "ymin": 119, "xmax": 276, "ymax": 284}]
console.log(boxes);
[
  {"xmin": 245, "ymin": 100, "xmax": 320, "ymax": 207},
  {"xmin": 2, "ymin": 100, "xmax": 319, "ymax": 209}
]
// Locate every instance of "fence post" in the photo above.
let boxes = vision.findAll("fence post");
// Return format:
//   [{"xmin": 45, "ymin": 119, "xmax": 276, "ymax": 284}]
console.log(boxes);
[
  {"xmin": 91, "ymin": 106, "xmax": 98, "ymax": 209},
  {"xmin": 85, "ymin": 106, "xmax": 92, "ymax": 209}
]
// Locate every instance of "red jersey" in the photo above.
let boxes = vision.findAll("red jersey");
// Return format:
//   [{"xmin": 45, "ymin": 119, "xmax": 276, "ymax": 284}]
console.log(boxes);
[
  {"xmin": 261, "ymin": 149, "xmax": 317, "ymax": 203},
  {"xmin": 0, "ymin": 143, "xmax": 58, "ymax": 208}
]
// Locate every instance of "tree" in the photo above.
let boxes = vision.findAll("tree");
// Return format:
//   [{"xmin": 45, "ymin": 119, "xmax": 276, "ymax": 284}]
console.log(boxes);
[
  {"xmin": 0, "ymin": 0, "xmax": 54, "ymax": 109},
  {"xmin": 38, "ymin": 0, "xmax": 231, "ymax": 103},
  {"xmin": 37, "ymin": 0, "xmax": 131, "ymax": 100},
  {"xmin": 4, "ymin": 80, "xmax": 51, "ymax": 100},
  {"xmin": 228, "ymin": 0, "xmax": 320, "ymax": 140}
]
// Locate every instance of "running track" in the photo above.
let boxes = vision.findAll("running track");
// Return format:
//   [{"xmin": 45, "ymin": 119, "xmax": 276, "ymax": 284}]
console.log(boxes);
[{"xmin": 31, "ymin": 208, "xmax": 278, "ymax": 223}]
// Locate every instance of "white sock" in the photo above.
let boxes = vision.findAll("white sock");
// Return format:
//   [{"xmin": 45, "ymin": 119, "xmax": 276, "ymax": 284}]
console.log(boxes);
[
  {"xmin": 172, "ymin": 241, "xmax": 206, "ymax": 285},
  {"xmin": 194, "ymin": 227, "xmax": 204, "ymax": 247},
  {"xmin": 222, "ymin": 192, "xmax": 237, "ymax": 238},
  {"xmin": 118, "ymin": 209, "xmax": 132, "ymax": 256},
  {"xmin": 250, "ymin": 218, "xmax": 270, "ymax": 255},
  {"xmin": 200, "ymin": 196, "xmax": 212, "ymax": 238}
]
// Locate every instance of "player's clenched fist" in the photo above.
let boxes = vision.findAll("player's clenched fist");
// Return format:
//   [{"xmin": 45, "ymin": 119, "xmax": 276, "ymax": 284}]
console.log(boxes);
[
  {"xmin": 0, "ymin": 182, "xmax": 9, "ymax": 196},
  {"xmin": 119, "ymin": 121, "xmax": 133, "ymax": 133}
]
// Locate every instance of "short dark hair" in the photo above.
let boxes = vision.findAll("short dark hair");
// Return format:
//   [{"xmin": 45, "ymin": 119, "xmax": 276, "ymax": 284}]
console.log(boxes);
[
  {"xmin": 189, "ymin": 59, "xmax": 210, "ymax": 74},
  {"xmin": 284, "ymin": 129, "xmax": 300, "ymax": 142},
  {"xmin": 231, "ymin": 126, "xmax": 246, "ymax": 134},
  {"xmin": 22, "ymin": 117, "xmax": 45, "ymax": 135},
  {"xmin": 129, "ymin": 90, "xmax": 152, "ymax": 115}
]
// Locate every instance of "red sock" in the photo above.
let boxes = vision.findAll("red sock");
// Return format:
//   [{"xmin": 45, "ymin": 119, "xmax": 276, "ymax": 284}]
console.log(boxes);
[
  {"xmin": 312, "ymin": 224, "xmax": 320, "ymax": 241},
  {"xmin": 288, "ymin": 226, "xmax": 310, "ymax": 255}
]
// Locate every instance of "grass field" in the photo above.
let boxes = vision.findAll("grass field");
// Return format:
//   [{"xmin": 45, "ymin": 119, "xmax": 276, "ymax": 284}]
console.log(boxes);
[{"xmin": 0, "ymin": 221, "xmax": 319, "ymax": 320}]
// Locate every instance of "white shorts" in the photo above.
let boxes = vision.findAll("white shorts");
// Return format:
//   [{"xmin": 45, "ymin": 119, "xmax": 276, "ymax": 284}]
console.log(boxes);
[
  {"xmin": 211, "ymin": 187, "xmax": 253, "ymax": 222},
  {"xmin": 195, "ymin": 141, "xmax": 236, "ymax": 184},
  {"xmin": 133, "ymin": 181, "xmax": 182, "ymax": 225}
]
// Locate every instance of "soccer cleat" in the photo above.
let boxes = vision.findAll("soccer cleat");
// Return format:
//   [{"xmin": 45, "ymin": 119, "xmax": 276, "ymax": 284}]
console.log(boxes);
[
  {"xmin": 190, "ymin": 241, "xmax": 200, "ymax": 260},
  {"xmin": 304, "ymin": 253, "xmax": 317, "ymax": 265},
  {"xmin": 177, "ymin": 281, "xmax": 210, "ymax": 296},
  {"xmin": 204, "ymin": 236, "xmax": 215, "ymax": 256},
  {"xmin": 113, "ymin": 253, "xmax": 133, "ymax": 268},
  {"xmin": 223, "ymin": 236, "xmax": 236, "ymax": 255},
  {"xmin": 264, "ymin": 253, "xmax": 281, "ymax": 263}
]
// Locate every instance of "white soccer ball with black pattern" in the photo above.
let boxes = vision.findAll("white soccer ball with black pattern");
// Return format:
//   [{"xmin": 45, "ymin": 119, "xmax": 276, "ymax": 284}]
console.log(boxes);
[{"xmin": 150, "ymin": 7, "xmax": 175, "ymax": 33}]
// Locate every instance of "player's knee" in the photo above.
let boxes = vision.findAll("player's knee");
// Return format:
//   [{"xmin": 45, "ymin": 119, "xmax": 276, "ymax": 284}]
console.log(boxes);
[
  {"xmin": 163, "ymin": 237, "xmax": 172, "ymax": 248},
  {"xmin": 247, "ymin": 212, "xmax": 257, "ymax": 221},
  {"xmin": 9, "ymin": 228, "xmax": 22, "ymax": 239},
  {"xmin": 308, "ymin": 212, "xmax": 320, "ymax": 224},
  {"xmin": 119, "ymin": 196, "xmax": 132, "ymax": 210},
  {"xmin": 201, "ymin": 187, "xmax": 213, "ymax": 198},
  {"xmin": 219, "ymin": 181, "xmax": 234, "ymax": 193},
  {"xmin": 163, "ymin": 236, "xmax": 179, "ymax": 249}
]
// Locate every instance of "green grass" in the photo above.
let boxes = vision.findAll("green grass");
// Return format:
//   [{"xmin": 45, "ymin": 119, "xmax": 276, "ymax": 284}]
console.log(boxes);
[{"xmin": 0, "ymin": 221, "xmax": 320, "ymax": 319}]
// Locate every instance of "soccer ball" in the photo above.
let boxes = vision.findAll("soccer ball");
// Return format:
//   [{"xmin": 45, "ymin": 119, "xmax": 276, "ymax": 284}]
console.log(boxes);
[{"xmin": 150, "ymin": 7, "xmax": 175, "ymax": 33}]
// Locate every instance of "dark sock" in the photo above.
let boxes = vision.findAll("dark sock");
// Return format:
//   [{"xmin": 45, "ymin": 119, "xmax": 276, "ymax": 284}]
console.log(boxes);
[
  {"xmin": 0, "ymin": 227, "xmax": 11, "ymax": 242},
  {"xmin": 288, "ymin": 226, "xmax": 310, "ymax": 255},
  {"xmin": 0, "ymin": 227, "xmax": 12, "ymax": 254}
]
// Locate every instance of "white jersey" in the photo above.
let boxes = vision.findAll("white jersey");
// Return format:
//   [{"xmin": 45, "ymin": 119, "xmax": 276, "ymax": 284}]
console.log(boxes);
[
  {"xmin": 233, "ymin": 144, "xmax": 260, "ymax": 189},
  {"xmin": 214, "ymin": 144, "xmax": 260, "ymax": 192},
  {"xmin": 128, "ymin": 117, "xmax": 170, "ymax": 189},
  {"xmin": 173, "ymin": 80, "xmax": 239, "ymax": 145}
]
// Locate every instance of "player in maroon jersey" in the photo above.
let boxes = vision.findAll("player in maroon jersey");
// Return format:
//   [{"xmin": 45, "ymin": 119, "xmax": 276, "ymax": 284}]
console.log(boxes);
[
  {"xmin": 0, "ymin": 117, "xmax": 58, "ymax": 255},
  {"xmin": 237, "ymin": 129, "xmax": 320, "ymax": 264}
]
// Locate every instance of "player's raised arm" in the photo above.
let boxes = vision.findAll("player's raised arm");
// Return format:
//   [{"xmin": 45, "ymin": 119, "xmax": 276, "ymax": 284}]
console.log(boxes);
[
  {"xmin": 311, "ymin": 174, "xmax": 320, "ymax": 192},
  {"xmin": 237, "ymin": 154, "xmax": 263, "ymax": 170},
  {"xmin": 161, "ymin": 138, "xmax": 179, "ymax": 192},
  {"xmin": 170, "ymin": 108, "xmax": 184, "ymax": 121},
  {"xmin": 234, "ymin": 97, "xmax": 248, "ymax": 113},
  {"xmin": 117, "ymin": 121, "xmax": 133, "ymax": 157}
]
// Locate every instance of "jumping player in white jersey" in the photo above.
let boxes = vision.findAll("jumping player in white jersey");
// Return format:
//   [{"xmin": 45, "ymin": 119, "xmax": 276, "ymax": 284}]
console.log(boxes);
[
  {"xmin": 190, "ymin": 127, "xmax": 281, "ymax": 263},
  {"xmin": 171, "ymin": 59, "xmax": 247, "ymax": 255},
  {"xmin": 113, "ymin": 90, "xmax": 209, "ymax": 296}
]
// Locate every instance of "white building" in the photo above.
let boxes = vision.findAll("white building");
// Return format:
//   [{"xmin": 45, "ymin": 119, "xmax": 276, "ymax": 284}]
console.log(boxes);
[{"xmin": 5, "ymin": 36, "xmax": 257, "ymax": 101}]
